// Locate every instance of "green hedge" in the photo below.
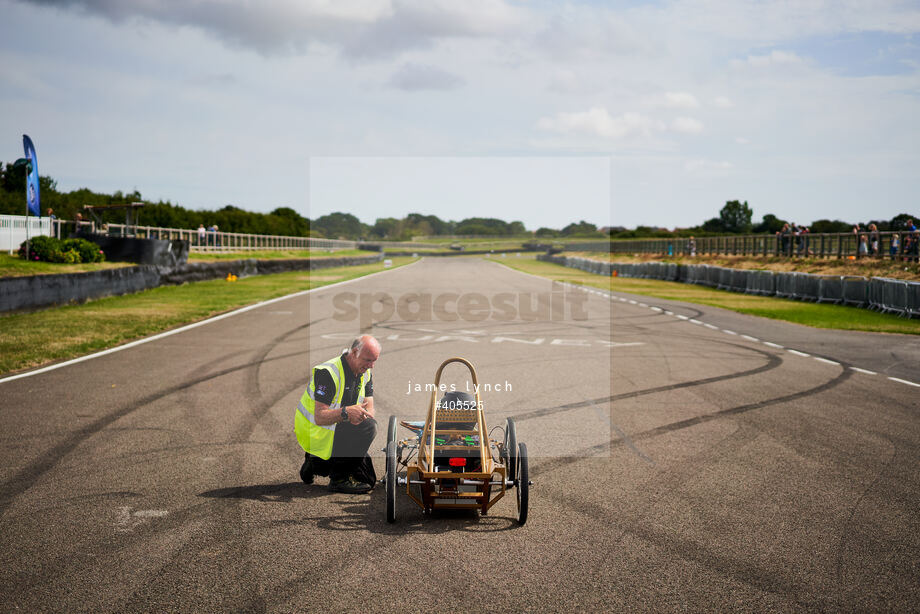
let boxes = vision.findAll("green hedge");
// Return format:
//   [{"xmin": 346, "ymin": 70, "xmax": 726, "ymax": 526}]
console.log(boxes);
[{"xmin": 18, "ymin": 236, "xmax": 105, "ymax": 263}]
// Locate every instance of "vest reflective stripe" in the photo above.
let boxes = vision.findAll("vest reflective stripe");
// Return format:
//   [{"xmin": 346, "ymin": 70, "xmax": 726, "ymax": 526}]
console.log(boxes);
[
  {"xmin": 294, "ymin": 355, "xmax": 370, "ymax": 460},
  {"xmin": 296, "ymin": 400, "xmax": 335, "ymax": 431}
]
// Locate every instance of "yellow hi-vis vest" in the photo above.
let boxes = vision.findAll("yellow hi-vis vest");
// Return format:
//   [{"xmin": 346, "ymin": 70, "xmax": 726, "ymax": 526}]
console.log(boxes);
[{"xmin": 295, "ymin": 355, "xmax": 370, "ymax": 460}]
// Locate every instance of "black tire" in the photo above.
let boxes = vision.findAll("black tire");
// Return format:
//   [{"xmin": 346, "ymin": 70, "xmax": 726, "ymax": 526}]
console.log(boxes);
[
  {"xmin": 516, "ymin": 442, "xmax": 529, "ymax": 526},
  {"xmin": 504, "ymin": 418, "xmax": 518, "ymax": 483},
  {"xmin": 387, "ymin": 415, "xmax": 397, "ymax": 446},
  {"xmin": 386, "ymin": 440, "xmax": 397, "ymax": 523}
]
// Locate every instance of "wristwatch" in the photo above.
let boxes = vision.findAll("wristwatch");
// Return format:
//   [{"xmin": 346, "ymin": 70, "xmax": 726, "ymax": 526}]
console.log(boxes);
[{"xmin": 341, "ymin": 407, "xmax": 349, "ymax": 422}]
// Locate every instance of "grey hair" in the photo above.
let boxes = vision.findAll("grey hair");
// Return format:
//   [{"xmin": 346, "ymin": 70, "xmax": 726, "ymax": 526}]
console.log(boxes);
[{"xmin": 350, "ymin": 337, "xmax": 363, "ymax": 352}]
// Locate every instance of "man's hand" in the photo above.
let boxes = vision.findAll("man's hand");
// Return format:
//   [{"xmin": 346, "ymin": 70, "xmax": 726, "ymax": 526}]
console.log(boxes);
[{"xmin": 346, "ymin": 403, "xmax": 371, "ymax": 425}]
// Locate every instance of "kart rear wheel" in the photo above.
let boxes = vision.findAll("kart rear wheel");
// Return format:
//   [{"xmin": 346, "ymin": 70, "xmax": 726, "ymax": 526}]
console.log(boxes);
[
  {"xmin": 504, "ymin": 418, "xmax": 518, "ymax": 483},
  {"xmin": 386, "ymin": 441, "xmax": 397, "ymax": 523},
  {"xmin": 516, "ymin": 442, "xmax": 529, "ymax": 526},
  {"xmin": 387, "ymin": 415, "xmax": 397, "ymax": 445}
]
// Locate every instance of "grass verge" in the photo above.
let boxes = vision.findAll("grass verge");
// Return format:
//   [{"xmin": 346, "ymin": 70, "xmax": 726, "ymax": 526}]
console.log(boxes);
[
  {"xmin": 0, "ymin": 249, "xmax": 379, "ymax": 277},
  {"xmin": 0, "ymin": 256, "xmax": 417, "ymax": 376},
  {"xmin": 0, "ymin": 253, "xmax": 135, "ymax": 277},
  {"xmin": 486, "ymin": 254, "xmax": 920, "ymax": 336}
]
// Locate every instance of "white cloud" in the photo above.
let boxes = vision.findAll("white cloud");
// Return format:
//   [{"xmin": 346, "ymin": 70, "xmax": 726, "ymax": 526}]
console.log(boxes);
[
  {"xmin": 663, "ymin": 91, "xmax": 700, "ymax": 109},
  {"xmin": 388, "ymin": 62, "xmax": 463, "ymax": 90},
  {"xmin": 344, "ymin": 0, "xmax": 530, "ymax": 58},
  {"xmin": 670, "ymin": 117, "xmax": 704, "ymax": 134},
  {"xmin": 732, "ymin": 49, "xmax": 803, "ymax": 68},
  {"xmin": 685, "ymin": 159, "xmax": 733, "ymax": 172},
  {"xmin": 537, "ymin": 107, "xmax": 665, "ymax": 140},
  {"xmin": 6, "ymin": 0, "xmax": 920, "ymax": 230},
  {"xmin": 534, "ymin": 10, "xmax": 657, "ymax": 61},
  {"xmin": 21, "ymin": 0, "xmax": 529, "ymax": 58}
]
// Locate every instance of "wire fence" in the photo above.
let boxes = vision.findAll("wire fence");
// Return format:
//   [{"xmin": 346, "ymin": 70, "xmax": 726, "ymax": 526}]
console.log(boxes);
[{"xmin": 610, "ymin": 231, "xmax": 919, "ymax": 261}]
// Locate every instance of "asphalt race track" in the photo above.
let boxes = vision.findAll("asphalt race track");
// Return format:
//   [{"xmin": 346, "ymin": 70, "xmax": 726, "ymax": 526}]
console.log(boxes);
[{"xmin": 1, "ymin": 256, "xmax": 918, "ymax": 612}]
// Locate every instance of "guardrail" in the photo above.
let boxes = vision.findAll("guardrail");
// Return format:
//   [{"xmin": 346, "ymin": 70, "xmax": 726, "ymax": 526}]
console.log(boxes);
[
  {"xmin": 3, "ymin": 217, "xmax": 357, "ymax": 253},
  {"xmin": 107, "ymin": 223, "xmax": 356, "ymax": 251},
  {"xmin": 537, "ymin": 254, "xmax": 920, "ymax": 318},
  {"xmin": 610, "ymin": 231, "xmax": 920, "ymax": 260},
  {"xmin": 40, "ymin": 219, "xmax": 356, "ymax": 252}
]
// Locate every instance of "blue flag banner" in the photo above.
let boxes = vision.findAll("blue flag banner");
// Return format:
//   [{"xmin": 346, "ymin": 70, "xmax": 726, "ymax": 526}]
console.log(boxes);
[{"xmin": 23, "ymin": 134, "xmax": 41, "ymax": 217}]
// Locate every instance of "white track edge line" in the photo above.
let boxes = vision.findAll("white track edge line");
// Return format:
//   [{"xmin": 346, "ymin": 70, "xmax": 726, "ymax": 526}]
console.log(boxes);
[
  {"xmin": 888, "ymin": 376, "xmax": 920, "ymax": 388},
  {"xmin": 487, "ymin": 259, "xmax": 913, "ymax": 385},
  {"xmin": 0, "ymin": 258, "xmax": 422, "ymax": 385}
]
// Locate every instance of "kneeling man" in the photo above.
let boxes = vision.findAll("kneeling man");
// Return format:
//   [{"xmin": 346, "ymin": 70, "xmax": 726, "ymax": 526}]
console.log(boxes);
[{"xmin": 295, "ymin": 335, "xmax": 380, "ymax": 493}]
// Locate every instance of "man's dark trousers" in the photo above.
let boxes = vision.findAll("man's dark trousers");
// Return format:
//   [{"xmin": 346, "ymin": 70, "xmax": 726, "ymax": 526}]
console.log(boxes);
[{"xmin": 305, "ymin": 418, "xmax": 378, "ymax": 484}]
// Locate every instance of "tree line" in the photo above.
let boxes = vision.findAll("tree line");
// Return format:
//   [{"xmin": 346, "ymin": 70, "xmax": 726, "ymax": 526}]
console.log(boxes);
[
  {"xmin": 0, "ymin": 162, "xmax": 606, "ymax": 239},
  {"xmin": 3, "ymin": 163, "xmax": 912, "ymax": 240},
  {"xmin": 609, "ymin": 200, "xmax": 919, "ymax": 239}
]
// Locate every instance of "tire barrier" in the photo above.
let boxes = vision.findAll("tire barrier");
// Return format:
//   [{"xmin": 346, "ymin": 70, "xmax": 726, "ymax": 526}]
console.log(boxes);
[
  {"xmin": 537, "ymin": 254, "xmax": 920, "ymax": 318},
  {"xmin": 0, "ymin": 254, "xmax": 383, "ymax": 313},
  {"xmin": 76, "ymin": 233, "xmax": 190, "ymax": 268}
]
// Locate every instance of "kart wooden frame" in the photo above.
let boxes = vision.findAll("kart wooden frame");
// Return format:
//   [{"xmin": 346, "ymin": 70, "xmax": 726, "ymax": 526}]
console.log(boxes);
[{"xmin": 384, "ymin": 357, "xmax": 529, "ymax": 525}]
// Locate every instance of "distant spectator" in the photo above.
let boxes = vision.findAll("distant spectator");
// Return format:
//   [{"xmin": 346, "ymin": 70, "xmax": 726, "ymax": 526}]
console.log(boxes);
[
  {"xmin": 907, "ymin": 219, "xmax": 917, "ymax": 232},
  {"xmin": 213, "ymin": 224, "xmax": 221, "ymax": 247},
  {"xmin": 198, "ymin": 224, "xmax": 206, "ymax": 246},
  {"xmin": 906, "ymin": 232, "xmax": 920, "ymax": 262},
  {"xmin": 890, "ymin": 233, "xmax": 900, "ymax": 260},
  {"xmin": 797, "ymin": 226, "xmax": 811, "ymax": 256},
  {"xmin": 777, "ymin": 223, "xmax": 791, "ymax": 255},
  {"xmin": 72, "ymin": 212, "xmax": 85, "ymax": 236},
  {"xmin": 688, "ymin": 236, "xmax": 696, "ymax": 257},
  {"xmin": 858, "ymin": 234, "xmax": 868, "ymax": 258},
  {"xmin": 46, "ymin": 208, "xmax": 57, "ymax": 237},
  {"xmin": 868, "ymin": 223, "xmax": 879, "ymax": 256}
]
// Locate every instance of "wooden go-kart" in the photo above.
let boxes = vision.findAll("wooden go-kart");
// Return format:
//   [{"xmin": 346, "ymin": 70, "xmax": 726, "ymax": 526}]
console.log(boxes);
[{"xmin": 384, "ymin": 357, "xmax": 530, "ymax": 525}]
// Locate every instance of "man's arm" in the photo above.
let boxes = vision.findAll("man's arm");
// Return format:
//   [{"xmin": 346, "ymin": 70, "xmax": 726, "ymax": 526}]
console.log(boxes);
[{"xmin": 312, "ymin": 400, "xmax": 370, "ymax": 426}]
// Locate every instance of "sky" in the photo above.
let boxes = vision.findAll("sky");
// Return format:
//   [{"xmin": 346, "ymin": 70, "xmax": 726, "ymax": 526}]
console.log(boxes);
[{"xmin": 1, "ymin": 0, "xmax": 918, "ymax": 231}]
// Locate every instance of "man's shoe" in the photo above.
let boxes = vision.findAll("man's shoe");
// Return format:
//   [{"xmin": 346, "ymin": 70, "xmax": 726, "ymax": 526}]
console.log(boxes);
[
  {"xmin": 299, "ymin": 457, "xmax": 314, "ymax": 485},
  {"xmin": 328, "ymin": 476, "xmax": 372, "ymax": 494}
]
